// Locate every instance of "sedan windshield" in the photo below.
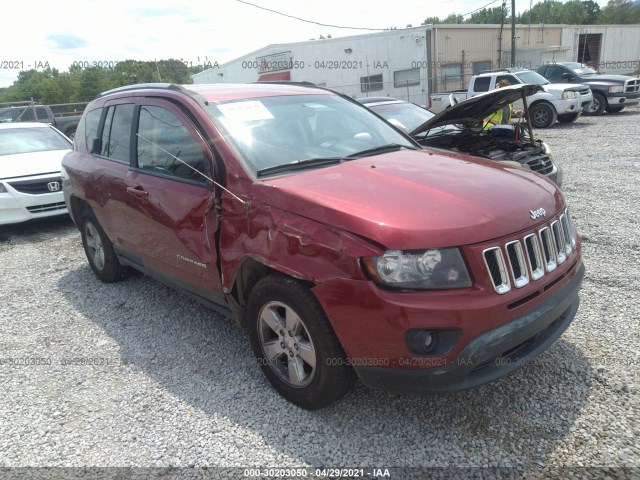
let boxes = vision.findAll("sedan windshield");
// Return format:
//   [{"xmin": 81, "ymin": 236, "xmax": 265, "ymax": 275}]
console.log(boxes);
[
  {"xmin": 0, "ymin": 127, "xmax": 72, "ymax": 156},
  {"xmin": 368, "ymin": 102, "xmax": 435, "ymax": 133},
  {"xmin": 207, "ymin": 94, "xmax": 415, "ymax": 174},
  {"xmin": 515, "ymin": 71, "xmax": 550, "ymax": 85}
]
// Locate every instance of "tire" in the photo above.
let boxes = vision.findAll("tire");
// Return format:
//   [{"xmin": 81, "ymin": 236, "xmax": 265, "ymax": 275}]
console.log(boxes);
[
  {"xmin": 606, "ymin": 105, "xmax": 625, "ymax": 113},
  {"xmin": 584, "ymin": 92, "xmax": 606, "ymax": 116},
  {"xmin": 80, "ymin": 214, "xmax": 127, "ymax": 283},
  {"xmin": 247, "ymin": 275, "xmax": 356, "ymax": 410},
  {"xmin": 529, "ymin": 102, "xmax": 557, "ymax": 128},
  {"xmin": 557, "ymin": 112, "xmax": 580, "ymax": 123}
]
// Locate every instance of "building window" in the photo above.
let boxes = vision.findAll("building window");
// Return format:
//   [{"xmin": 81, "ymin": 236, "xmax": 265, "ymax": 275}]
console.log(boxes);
[
  {"xmin": 441, "ymin": 64, "xmax": 462, "ymax": 83},
  {"xmin": 473, "ymin": 61, "xmax": 492, "ymax": 74},
  {"xmin": 393, "ymin": 68, "xmax": 420, "ymax": 88},
  {"xmin": 360, "ymin": 74, "xmax": 383, "ymax": 93}
]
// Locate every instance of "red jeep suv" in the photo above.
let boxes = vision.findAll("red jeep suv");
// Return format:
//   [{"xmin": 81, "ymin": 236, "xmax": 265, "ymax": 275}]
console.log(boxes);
[{"xmin": 62, "ymin": 83, "xmax": 584, "ymax": 409}]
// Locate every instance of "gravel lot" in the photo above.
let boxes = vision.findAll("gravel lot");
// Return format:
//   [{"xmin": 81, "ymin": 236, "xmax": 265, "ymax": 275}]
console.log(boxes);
[{"xmin": 1, "ymin": 106, "xmax": 639, "ymax": 479}]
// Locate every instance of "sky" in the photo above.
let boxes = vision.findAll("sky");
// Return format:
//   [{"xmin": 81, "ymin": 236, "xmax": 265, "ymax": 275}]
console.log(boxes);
[{"xmin": 0, "ymin": 0, "xmax": 609, "ymax": 88}]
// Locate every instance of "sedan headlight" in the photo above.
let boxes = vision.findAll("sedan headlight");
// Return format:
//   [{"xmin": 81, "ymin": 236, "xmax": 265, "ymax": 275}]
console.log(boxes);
[
  {"xmin": 362, "ymin": 248, "xmax": 472, "ymax": 290},
  {"xmin": 608, "ymin": 85, "xmax": 624, "ymax": 93}
]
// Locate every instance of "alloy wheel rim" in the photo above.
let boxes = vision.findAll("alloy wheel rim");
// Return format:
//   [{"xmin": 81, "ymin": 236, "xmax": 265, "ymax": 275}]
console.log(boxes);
[
  {"xmin": 258, "ymin": 301, "xmax": 317, "ymax": 388},
  {"xmin": 85, "ymin": 222, "xmax": 105, "ymax": 271}
]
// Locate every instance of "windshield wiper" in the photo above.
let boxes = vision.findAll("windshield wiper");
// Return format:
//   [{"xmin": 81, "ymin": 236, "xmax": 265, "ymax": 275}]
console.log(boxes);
[
  {"xmin": 257, "ymin": 157, "xmax": 344, "ymax": 177},
  {"xmin": 346, "ymin": 143, "xmax": 416, "ymax": 158}
]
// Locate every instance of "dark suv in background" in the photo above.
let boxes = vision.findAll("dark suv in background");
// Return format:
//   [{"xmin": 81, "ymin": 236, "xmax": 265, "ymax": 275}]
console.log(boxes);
[{"xmin": 537, "ymin": 62, "xmax": 640, "ymax": 115}]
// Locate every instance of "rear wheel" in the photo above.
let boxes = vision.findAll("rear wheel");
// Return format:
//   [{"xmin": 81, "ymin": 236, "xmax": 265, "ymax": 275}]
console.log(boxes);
[
  {"xmin": 557, "ymin": 112, "xmax": 580, "ymax": 123},
  {"xmin": 247, "ymin": 275, "xmax": 355, "ymax": 409},
  {"xmin": 81, "ymin": 214, "xmax": 127, "ymax": 282},
  {"xmin": 606, "ymin": 105, "xmax": 625, "ymax": 113},
  {"xmin": 584, "ymin": 92, "xmax": 606, "ymax": 116},
  {"xmin": 530, "ymin": 102, "xmax": 557, "ymax": 129}
]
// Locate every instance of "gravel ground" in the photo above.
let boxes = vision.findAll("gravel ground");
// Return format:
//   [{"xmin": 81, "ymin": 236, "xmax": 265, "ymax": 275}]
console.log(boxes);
[{"xmin": 1, "ymin": 106, "xmax": 639, "ymax": 479}]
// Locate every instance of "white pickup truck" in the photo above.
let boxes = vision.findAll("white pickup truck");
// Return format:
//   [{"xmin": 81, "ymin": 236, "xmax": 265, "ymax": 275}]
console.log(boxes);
[{"xmin": 429, "ymin": 68, "xmax": 593, "ymax": 128}]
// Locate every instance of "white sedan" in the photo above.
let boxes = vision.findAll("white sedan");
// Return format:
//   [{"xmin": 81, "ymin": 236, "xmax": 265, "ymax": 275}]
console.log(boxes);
[{"xmin": 0, "ymin": 122, "xmax": 72, "ymax": 225}]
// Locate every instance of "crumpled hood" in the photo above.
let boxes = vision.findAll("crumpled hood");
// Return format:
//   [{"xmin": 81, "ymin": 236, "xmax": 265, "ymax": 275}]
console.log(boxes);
[
  {"xmin": 252, "ymin": 149, "xmax": 564, "ymax": 250},
  {"xmin": 0, "ymin": 149, "xmax": 69, "ymax": 180}
]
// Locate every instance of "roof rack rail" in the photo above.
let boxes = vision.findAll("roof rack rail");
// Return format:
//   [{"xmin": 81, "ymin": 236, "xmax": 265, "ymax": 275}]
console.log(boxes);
[
  {"xmin": 250, "ymin": 80, "xmax": 318, "ymax": 87},
  {"xmin": 95, "ymin": 83, "xmax": 187, "ymax": 99}
]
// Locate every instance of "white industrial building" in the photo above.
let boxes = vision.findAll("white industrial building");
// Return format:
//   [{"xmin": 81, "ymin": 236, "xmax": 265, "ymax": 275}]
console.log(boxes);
[{"xmin": 192, "ymin": 24, "xmax": 640, "ymax": 106}]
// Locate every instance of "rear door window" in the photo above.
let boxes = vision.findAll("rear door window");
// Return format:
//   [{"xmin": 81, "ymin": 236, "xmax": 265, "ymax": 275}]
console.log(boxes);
[{"xmin": 99, "ymin": 104, "xmax": 134, "ymax": 163}]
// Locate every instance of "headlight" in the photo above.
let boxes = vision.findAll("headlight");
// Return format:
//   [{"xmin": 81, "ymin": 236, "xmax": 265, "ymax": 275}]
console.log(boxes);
[
  {"xmin": 542, "ymin": 141, "xmax": 553, "ymax": 157},
  {"xmin": 561, "ymin": 91, "xmax": 578, "ymax": 100},
  {"xmin": 608, "ymin": 85, "xmax": 623, "ymax": 93},
  {"xmin": 362, "ymin": 248, "xmax": 472, "ymax": 290}
]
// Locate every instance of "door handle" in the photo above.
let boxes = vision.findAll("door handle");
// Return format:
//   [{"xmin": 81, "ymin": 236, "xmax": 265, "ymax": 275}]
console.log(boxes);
[{"xmin": 126, "ymin": 186, "xmax": 149, "ymax": 198}]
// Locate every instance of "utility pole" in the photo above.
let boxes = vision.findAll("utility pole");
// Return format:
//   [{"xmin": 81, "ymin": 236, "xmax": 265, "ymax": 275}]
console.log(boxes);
[
  {"xmin": 511, "ymin": 0, "xmax": 516, "ymax": 66},
  {"xmin": 497, "ymin": 0, "xmax": 506, "ymax": 68}
]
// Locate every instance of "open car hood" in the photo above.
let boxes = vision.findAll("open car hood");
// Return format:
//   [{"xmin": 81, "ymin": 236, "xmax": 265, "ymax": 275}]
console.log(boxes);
[{"xmin": 412, "ymin": 84, "xmax": 543, "ymax": 135}]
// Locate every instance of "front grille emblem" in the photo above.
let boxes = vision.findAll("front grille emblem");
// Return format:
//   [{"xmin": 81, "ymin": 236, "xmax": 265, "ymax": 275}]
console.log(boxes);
[
  {"xmin": 47, "ymin": 181, "xmax": 61, "ymax": 192},
  {"xmin": 530, "ymin": 207, "xmax": 546, "ymax": 220}
]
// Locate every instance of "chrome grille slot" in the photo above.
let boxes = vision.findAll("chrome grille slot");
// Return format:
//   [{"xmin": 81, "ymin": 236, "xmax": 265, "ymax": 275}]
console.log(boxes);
[
  {"xmin": 539, "ymin": 227, "xmax": 557, "ymax": 272},
  {"xmin": 505, "ymin": 241, "xmax": 529, "ymax": 288},
  {"xmin": 625, "ymin": 79, "xmax": 640, "ymax": 93},
  {"xmin": 551, "ymin": 221, "xmax": 567, "ymax": 264},
  {"xmin": 483, "ymin": 247, "xmax": 511, "ymax": 294},
  {"xmin": 559, "ymin": 213, "xmax": 573, "ymax": 255},
  {"xmin": 524, "ymin": 234, "xmax": 544, "ymax": 280},
  {"xmin": 564, "ymin": 209, "xmax": 577, "ymax": 249}
]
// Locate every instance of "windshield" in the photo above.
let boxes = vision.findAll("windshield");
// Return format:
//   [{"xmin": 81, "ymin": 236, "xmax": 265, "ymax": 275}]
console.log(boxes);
[
  {"xmin": 564, "ymin": 62, "xmax": 598, "ymax": 75},
  {"xmin": 515, "ymin": 71, "xmax": 550, "ymax": 85},
  {"xmin": 368, "ymin": 102, "xmax": 435, "ymax": 133},
  {"xmin": 207, "ymin": 94, "xmax": 415, "ymax": 174},
  {"xmin": 0, "ymin": 127, "xmax": 72, "ymax": 156}
]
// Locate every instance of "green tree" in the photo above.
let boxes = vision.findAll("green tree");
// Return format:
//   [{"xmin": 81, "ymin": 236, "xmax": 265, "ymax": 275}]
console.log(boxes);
[
  {"xmin": 598, "ymin": 0, "xmax": 640, "ymax": 23},
  {"xmin": 442, "ymin": 13, "xmax": 464, "ymax": 24},
  {"xmin": 467, "ymin": 6, "xmax": 507, "ymax": 24},
  {"xmin": 421, "ymin": 16, "xmax": 443, "ymax": 24}
]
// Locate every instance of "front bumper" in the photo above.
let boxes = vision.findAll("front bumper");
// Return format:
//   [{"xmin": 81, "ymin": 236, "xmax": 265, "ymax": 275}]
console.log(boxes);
[
  {"xmin": 0, "ymin": 184, "xmax": 67, "ymax": 225},
  {"xmin": 554, "ymin": 97, "xmax": 582, "ymax": 115},
  {"xmin": 353, "ymin": 261, "xmax": 584, "ymax": 394},
  {"xmin": 606, "ymin": 92, "xmax": 640, "ymax": 106}
]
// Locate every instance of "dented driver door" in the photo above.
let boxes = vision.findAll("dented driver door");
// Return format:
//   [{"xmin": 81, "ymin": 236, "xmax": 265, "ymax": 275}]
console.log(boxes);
[{"xmin": 122, "ymin": 98, "xmax": 224, "ymax": 302}]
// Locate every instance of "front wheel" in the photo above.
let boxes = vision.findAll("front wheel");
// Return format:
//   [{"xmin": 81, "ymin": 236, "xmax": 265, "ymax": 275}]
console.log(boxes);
[
  {"xmin": 81, "ymin": 214, "xmax": 127, "ymax": 282},
  {"xmin": 584, "ymin": 92, "xmax": 606, "ymax": 116},
  {"xmin": 557, "ymin": 112, "xmax": 580, "ymax": 123},
  {"xmin": 530, "ymin": 102, "xmax": 557, "ymax": 128},
  {"xmin": 247, "ymin": 275, "xmax": 355, "ymax": 409}
]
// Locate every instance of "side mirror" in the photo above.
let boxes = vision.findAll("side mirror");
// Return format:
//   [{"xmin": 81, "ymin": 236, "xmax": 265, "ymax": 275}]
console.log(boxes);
[
  {"xmin": 561, "ymin": 72, "xmax": 574, "ymax": 81},
  {"xmin": 448, "ymin": 94, "xmax": 459, "ymax": 106}
]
